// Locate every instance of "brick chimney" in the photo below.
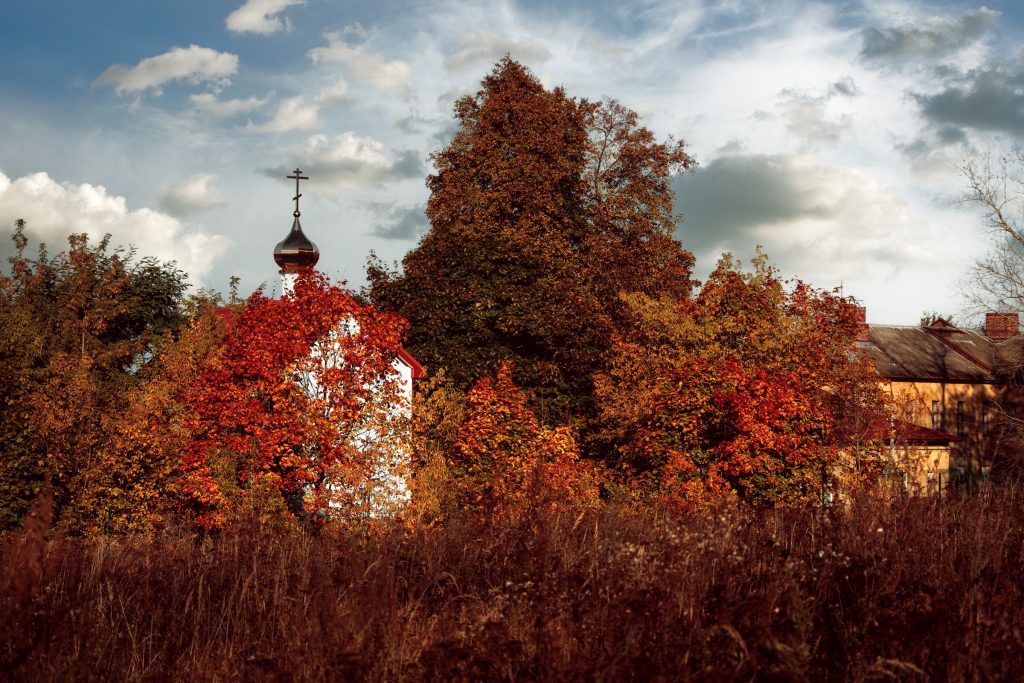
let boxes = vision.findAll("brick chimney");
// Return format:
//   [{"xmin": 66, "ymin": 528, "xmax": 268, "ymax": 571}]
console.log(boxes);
[
  {"xmin": 854, "ymin": 306, "xmax": 869, "ymax": 342},
  {"xmin": 985, "ymin": 312, "xmax": 1019, "ymax": 340}
]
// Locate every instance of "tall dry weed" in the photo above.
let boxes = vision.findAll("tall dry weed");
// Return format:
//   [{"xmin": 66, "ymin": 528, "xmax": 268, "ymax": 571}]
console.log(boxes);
[{"xmin": 2, "ymin": 491, "xmax": 1023, "ymax": 681}]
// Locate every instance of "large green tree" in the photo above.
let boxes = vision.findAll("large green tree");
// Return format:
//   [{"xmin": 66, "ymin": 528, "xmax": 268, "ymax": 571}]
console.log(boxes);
[{"xmin": 369, "ymin": 59, "xmax": 695, "ymax": 426}]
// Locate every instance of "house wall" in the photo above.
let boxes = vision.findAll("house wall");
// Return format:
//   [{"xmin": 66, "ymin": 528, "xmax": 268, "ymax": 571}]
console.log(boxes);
[
  {"xmin": 891, "ymin": 444, "xmax": 950, "ymax": 495},
  {"xmin": 836, "ymin": 440, "xmax": 950, "ymax": 499},
  {"xmin": 884, "ymin": 380, "xmax": 1008, "ymax": 473}
]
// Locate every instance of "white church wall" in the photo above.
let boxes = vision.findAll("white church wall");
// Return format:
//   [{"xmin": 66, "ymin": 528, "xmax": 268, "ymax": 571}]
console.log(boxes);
[{"xmin": 296, "ymin": 314, "xmax": 414, "ymax": 518}]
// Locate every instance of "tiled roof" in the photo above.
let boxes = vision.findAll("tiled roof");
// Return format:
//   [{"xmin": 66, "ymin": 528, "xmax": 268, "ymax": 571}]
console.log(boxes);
[{"xmin": 857, "ymin": 323, "xmax": 1024, "ymax": 383}]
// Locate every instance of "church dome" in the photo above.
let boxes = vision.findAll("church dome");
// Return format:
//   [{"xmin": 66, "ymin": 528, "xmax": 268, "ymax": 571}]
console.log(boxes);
[{"xmin": 273, "ymin": 216, "xmax": 319, "ymax": 273}]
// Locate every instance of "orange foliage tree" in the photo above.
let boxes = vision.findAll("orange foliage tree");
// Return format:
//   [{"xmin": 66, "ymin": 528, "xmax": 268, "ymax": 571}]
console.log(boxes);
[
  {"xmin": 596, "ymin": 251, "xmax": 885, "ymax": 509},
  {"xmin": 580, "ymin": 98, "xmax": 695, "ymax": 325},
  {"xmin": 369, "ymin": 59, "xmax": 695, "ymax": 428},
  {"xmin": 449, "ymin": 362, "xmax": 600, "ymax": 513},
  {"xmin": 1, "ymin": 223, "xmax": 189, "ymax": 532},
  {"xmin": 179, "ymin": 273, "xmax": 412, "ymax": 529}
]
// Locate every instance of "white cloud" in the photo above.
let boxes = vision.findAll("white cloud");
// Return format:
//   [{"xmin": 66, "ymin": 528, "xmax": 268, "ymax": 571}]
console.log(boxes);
[
  {"xmin": 189, "ymin": 93, "xmax": 268, "ymax": 118},
  {"xmin": 316, "ymin": 79, "xmax": 348, "ymax": 106},
  {"xmin": 95, "ymin": 45, "xmax": 238, "ymax": 96},
  {"xmin": 160, "ymin": 174, "xmax": 226, "ymax": 216},
  {"xmin": 445, "ymin": 31, "xmax": 552, "ymax": 70},
  {"xmin": 248, "ymin": 96, "xmax": 321, "ymax": 133},
  {"xmin": 776, "ymin": 88, "xmax": 852, "ymax": 147},
  {"xmin": 308, "ymin": 34, "xmax": 411, "ymax": 96},
  {"xmin": 226, "ymin": 0, "xmax": 305, "ymax": 35},
  {"xmin": 677, "ymin": 152, "xmax": 943, "ymax": 277},
  {"xmin": 583, "ymin": 34, "xmax": 634, "ymax": 61},
  {"xmin": 0, "ymin": 169, "xmax": 230, "ymax": 282},
  {"xmin": 342, "ymin": 22, "xmax": 368, "ymax": 39},
  {"xmin": 261, "ymin": 132, "xmax": 423, "ymax": 189}
]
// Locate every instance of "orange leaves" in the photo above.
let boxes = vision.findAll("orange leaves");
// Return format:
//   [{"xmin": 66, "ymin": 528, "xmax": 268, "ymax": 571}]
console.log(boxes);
[
  {"xmin": 1, "ymin": 227, "xmax": 190, "ymax": 532},
  {"xmin": 450, "ymin": 362, "xmax": 599, "ymax": 513},
  {"xmin": 179, "ymin": 272, "xmax": 412, "ymax": 529},
  {"xmin": 597, "ymin": 251, "xmax": 886, "ymax": 509}
]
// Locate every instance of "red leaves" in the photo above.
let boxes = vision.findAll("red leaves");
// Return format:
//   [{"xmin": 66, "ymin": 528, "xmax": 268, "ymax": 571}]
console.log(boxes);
[
  {"xmin": 368, "ymin": 61, "xmax": 695, "ymax": 431},
  {"xmin": 180, "ymin": 272, "xmax": 412, "ymax": 528}
]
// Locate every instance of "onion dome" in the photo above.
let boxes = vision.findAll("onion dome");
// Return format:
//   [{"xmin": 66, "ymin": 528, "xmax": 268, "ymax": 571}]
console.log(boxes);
[
  {"xmin": 273, "ymin": 216, "xmax": 319, "ymax": 274},
  {"xmin": 275, "ymin": 168, "xmax": 318, "ymax": 275}
]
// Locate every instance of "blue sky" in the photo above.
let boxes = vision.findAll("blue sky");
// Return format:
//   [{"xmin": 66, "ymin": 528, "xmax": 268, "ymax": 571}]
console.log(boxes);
[{"xmin": 1, "ymin": 0, "xmax": 1021, "ymax": 323}]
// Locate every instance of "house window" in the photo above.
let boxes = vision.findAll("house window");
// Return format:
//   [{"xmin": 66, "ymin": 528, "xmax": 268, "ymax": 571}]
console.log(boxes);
[
  {"xmin": 957, "ymin": 401, "xmax": 965, "ymax": 435},
  {"xmin": 931, "ymin": 400, "xmax": 941, "ymax": 430}
]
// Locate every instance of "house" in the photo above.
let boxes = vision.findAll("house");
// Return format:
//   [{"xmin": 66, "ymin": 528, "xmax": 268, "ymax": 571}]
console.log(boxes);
[{"xmin": 855, "ymin": 308, "xmax": 1024, "ymax": 492}]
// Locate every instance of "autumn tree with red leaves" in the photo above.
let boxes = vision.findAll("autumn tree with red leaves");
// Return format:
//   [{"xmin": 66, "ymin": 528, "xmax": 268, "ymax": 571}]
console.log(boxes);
[
  {"xmin": 596, "ymin": 250, "xmax": 886, "ymax": 509},
  {"xmin": 180, "ymin": 273, "xmax": 412, "ymax": 529}
]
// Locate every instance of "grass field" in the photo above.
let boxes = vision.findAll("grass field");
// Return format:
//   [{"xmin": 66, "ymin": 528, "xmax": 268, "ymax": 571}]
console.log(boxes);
[{"xmin": 3, "ymin": 490, "xmax": 1023, "ymax": 681}]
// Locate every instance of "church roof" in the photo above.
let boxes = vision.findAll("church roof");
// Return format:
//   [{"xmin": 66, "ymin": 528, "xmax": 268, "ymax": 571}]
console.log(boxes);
[{"xmin": 273, "ymin": 216, "xmax": 319, "ymax": 273}]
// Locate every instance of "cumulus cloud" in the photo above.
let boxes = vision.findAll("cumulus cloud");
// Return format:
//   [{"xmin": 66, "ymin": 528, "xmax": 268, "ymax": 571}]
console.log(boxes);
[
  {"xmin": 912, "ymin": 65, "xmax": 1024, "ymax": 136},
  {"xmin": 226, "ymin": 0, "xmax": 305, "ymax": 34},
  {"xmin": 189, "ymin": 92, "xmax": 268, "ymax": 118},
  {"xmin": 674, "ymin": 153, "xmax": 937, "ymax": 278},
  {"xmin": 445, "ymin": 31, "xmax": 552, "ymax": 70},
  {"xmin": 95, "ymin": 45, "xmax": 238, "ymax": 95},
  {"xmin": 897, "ymin": 125, "xmax": 968, "ymax": 160},
  {"xmin": 776, "ymin": 89, "xmax": 851, "ymax": 147},
  {"xmin": 860, "ymin": 7, "xmax": 998, "ymax": 64},
  {"xmin": 0, "ymin": 169, "xmax": 230, "ymax": 282},
  {"xmin": 895, "ymin": 124, "xmax": 970, "ymax": 180},
  {"xmin": 260, "ymin": 133, "xmax": 423, "ymax": 190},
  {"xmin": 248, "ymin": 96, "xmax": 321, "ymax": 133},
  {"xmin": 308, "ymin": 33, "xmax": 411, "ymax": 96},
  {"xmin": 770, "ymin": 79, "xmax": 858, "ymax": 148},
  {"xmin": 366, "ymin": 202, "xmax": 427, "ymax": 240},
  {"xmin": 315, "ymin": 79, "xmax": 348, "ymax": 106},
  {"xmin": 159, "ymin": 174, "xmax": 226, "ymax": 216}
]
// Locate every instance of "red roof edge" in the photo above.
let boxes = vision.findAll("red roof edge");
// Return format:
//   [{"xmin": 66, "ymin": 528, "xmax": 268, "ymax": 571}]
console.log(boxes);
[
  {"xmin": 397, "ymin": 346, "xmax": 427, "ymax": 379},
  {"xmin": 862, "ymin": 414, "xmax": 958, "ymax": 445}
]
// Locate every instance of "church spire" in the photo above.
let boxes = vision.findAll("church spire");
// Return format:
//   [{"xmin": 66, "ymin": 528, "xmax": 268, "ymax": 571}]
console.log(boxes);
[{"xmin": 273, "ymin": 168, "xmax": 319, "ymax": 292}]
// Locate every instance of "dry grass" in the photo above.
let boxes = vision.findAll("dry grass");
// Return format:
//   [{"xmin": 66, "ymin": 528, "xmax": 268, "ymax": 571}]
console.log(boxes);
[{"xmin": 3, "ymin": 490, "xmax": 1024, "ymax": 681}]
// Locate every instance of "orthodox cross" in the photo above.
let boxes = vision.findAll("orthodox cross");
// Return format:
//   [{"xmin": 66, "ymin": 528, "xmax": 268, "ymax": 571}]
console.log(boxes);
[{"xmin": 287, "ymin": 168, "xmax": 309, "ymax": 217}]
